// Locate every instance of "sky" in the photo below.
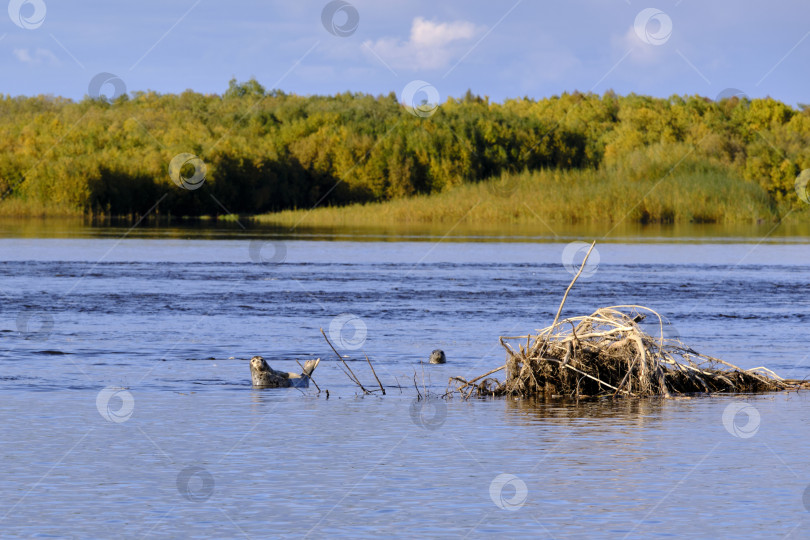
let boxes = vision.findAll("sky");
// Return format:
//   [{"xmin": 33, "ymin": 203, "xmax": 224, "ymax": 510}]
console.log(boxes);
[{"xmin": 0, "ymin": 0, "xmax": 808, "ymax": 105}]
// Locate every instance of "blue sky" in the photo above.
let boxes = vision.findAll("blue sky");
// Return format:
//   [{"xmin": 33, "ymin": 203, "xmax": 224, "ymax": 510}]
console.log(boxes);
[{"xmin": 1, "ymin": 0, "xmax": 808, "ymax": 105}]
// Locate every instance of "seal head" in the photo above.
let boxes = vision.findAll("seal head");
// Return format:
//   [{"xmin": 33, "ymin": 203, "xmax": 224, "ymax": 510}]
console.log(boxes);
[{"xmin": 428, "ymin": 349, "xmax": 446, "ymax": 364}]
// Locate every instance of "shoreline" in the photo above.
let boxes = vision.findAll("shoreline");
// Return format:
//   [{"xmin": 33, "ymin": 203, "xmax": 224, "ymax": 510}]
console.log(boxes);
[
  {"xmin": 2, "ymin": 214, "xmax": 810, "ymax": 244},
  {"xmin": 2, "ymin": 169, "xmax": 807, "ymax": 226}
]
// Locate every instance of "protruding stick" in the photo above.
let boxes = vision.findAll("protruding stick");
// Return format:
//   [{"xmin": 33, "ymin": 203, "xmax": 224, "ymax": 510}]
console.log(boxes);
[
  {"xmin": 413, "ymin": 369, "xmax": 422, "ymax": 400},
  {"xmin": 365, "ymin": 353, "xmax": 385, "ymax": 395},
  {"xmin": 549, "ymin": 241, "xmax": 596, "ymax": 334},
  {"xmin": 457, "ymin": 365, "xmax": 506, "ymax": 389},
  {"xmin": 320, "ymin": 328, "xmax": 371, "ymax": 394},
  {"xmin": 296, "ymin": 359, "xmax": 321, "ymax": 393}
]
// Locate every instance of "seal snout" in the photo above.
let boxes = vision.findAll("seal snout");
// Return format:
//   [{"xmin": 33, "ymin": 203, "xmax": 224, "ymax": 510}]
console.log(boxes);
[{"xmin": 250, "ymin": 355, "xmax": 268, "ymax": 370}]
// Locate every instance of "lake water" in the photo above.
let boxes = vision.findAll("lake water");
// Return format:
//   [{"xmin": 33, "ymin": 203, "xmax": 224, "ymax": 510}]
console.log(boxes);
[{"xmin": 1, "ymin": 223, "xmax": 810, "ymax": 538}]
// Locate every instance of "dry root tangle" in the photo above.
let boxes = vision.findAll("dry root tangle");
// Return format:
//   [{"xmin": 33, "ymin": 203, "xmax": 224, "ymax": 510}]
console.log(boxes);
[
  {"xmin": 453, "ymin": 306, "xmax": 791, "ymax": 398},
  {"xmin": 451, "ymin": 242, "xmax": 802, "ymax": 399}
]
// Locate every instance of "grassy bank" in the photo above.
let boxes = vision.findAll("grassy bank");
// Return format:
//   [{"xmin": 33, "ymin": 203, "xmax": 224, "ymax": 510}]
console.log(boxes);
[
  {"xmin": 3, "ymin": 167, "xmax": 802, "ymax": 227},
  {"xmin": 0, "ymin": 198, "xmax": 83, "ymax": 218},
  {"xmin": 251, "ymin": 168, "xmax": 786, "ymax": 228}
]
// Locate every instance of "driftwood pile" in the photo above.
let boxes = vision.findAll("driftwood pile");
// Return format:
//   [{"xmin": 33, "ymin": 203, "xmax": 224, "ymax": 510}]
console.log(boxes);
[
  {"xmin": 453, "ymin": 305, "xmax": 789, "ymax": 398},
  {"xmin": 452, "ymin": 242, "xmax": 799, "ymax": 399}
]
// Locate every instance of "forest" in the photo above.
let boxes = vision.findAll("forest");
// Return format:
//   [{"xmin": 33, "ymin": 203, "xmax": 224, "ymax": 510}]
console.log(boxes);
[{"xmin": 1, "ymin": 78, "xmax": 808, "ymax": 223}]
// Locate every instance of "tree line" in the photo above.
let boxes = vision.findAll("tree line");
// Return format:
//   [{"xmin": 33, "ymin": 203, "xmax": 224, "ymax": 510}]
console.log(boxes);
[{"xmin": 1, "ymin": 79, "xmax": 808, "ymax": 217}]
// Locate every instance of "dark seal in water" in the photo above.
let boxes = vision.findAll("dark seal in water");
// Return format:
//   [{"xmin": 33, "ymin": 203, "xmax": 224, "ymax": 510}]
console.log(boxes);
[
  {"xmin": 250, "ymin": 356, "xmax": 320, "ymax": 388},
  {"xmin": 429, "ymin": 350, "xmax": 446, "ymax": 364}
]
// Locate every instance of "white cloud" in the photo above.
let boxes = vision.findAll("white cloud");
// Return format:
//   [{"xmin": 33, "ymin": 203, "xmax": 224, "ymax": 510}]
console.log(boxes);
[
  {"xmin": 613, "ymin": 26, "xmax": 669, "ymax": 64},
  {"xmin": 13, "ymin": 47, "xmax": 60, "ymax": 65},
  {"xmin": 13, "ymin": 48, "xmax": 32, "ymax": 63},
  {"xmin": 363, "ymin": 17, "xmax": 483, "ymax": 71}
]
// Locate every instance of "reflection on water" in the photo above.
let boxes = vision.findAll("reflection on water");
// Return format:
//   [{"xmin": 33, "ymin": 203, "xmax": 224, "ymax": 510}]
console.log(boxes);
[
  {"xmin": 505, "ymin": 395, "xmax": 667, "ymax": 426},
  {"xmin": 2, "ymin": 216, "xmax": 810, "ymax": 243}
]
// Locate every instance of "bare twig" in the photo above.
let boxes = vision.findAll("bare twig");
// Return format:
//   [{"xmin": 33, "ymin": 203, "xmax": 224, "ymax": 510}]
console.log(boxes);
[
  {"xmin": 548, "ymin": 240, "xmax": 596, "ymax": 336},
  {"xmin": 320, "ymin": 328, "xmax": 371, "ymax": 394},
  {"xmin": 413, "ymin": 369, "xmax": 422, "ymax": 400},
  {"xmin": 421, "ymin": 361, "xmax": 427, "ymax": 398},
  {"xmin": 364, "ymin": 353, "xmax": 385, "ymax": 395},
  {"xmin": 296, "ymin": 359, "xmax": 320, "ymax": 393},
  {"xmin": 457, "ymin": 365, "xmax": 506, "ymax": 389}
]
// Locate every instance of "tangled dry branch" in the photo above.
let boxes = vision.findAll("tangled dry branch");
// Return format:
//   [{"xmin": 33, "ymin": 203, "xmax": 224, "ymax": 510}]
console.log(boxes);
[
  {"xmin": 451, "ymin": 242, "xmax": 804, "ymax": 399},
  {"xmin": 453, "ymin": 306, "xmax": 794, "ymax": 398}
]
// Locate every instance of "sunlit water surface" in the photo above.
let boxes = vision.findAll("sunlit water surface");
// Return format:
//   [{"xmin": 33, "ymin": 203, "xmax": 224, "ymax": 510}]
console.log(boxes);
[{"xmin": 1, "ymin": 225, "xmax": 809, "ymax": 538}]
